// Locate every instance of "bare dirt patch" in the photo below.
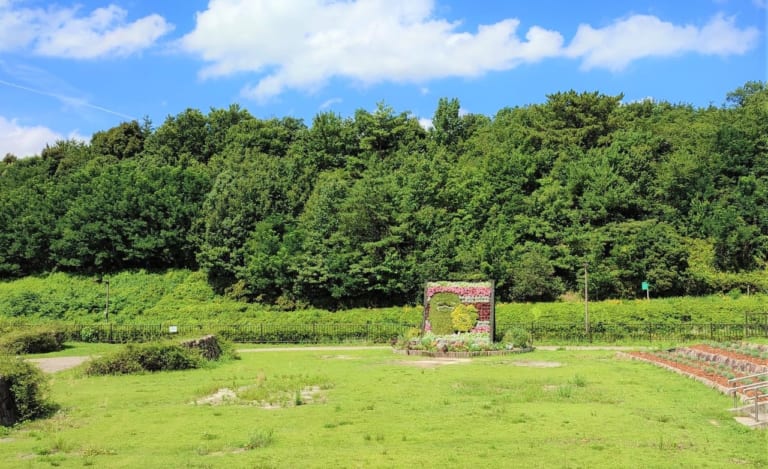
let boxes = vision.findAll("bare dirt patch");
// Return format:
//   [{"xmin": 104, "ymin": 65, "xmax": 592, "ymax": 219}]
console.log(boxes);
[
  {"xmin": 196, "ymin": 388, "xmax": 238, "ymax": 405},
  {"xmin": 397, "ymin": 358, "xmax": 471, "ymax": 368},
  {"xmin": 195, "ymin": 385, "xmax": 324, "ymax": 408},
  {"xmin": 321, "ymin": 354, "xmax": 358, "ymax": 360},
  {"xmin": 511, "ymin": 361, "xmax": 563, "ymax": 368},
  {"xmin": 27, "ymin": 356, "xmax": 91, "ymax": 373}
]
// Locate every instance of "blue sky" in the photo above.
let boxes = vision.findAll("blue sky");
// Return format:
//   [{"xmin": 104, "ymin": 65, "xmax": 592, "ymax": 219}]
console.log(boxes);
[{"xmin": 1, "ymin": 0, "xmax": 765, "ymax": 157}]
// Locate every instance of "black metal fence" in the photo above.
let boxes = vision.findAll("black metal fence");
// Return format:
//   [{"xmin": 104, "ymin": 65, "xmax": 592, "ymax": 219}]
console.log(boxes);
[
  {"xmin": 13, "ymin": 321, "xmax": 768, "ymax": 345},
  {"xmin": 63, "ymin": 322, "xmax": 416, "ymax": 344}
]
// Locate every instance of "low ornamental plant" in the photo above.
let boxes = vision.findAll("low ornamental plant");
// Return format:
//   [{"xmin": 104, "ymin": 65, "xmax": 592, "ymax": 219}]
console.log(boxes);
[
  {"xmin": 451, "ymin": 304, "xmax": 478, "ymax": 333},
  {"xmin": 394, "ymin": 331, "xmax": 530, "ymax": 353}
]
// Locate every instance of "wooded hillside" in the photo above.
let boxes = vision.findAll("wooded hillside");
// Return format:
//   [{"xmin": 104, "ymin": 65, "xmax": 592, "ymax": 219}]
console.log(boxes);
[{"xmin": 2, "ymin": 82, "xmax": 766, "ymax": 308}]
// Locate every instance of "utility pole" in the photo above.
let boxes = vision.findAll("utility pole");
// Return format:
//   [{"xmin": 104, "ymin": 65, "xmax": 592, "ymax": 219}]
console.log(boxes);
[
  {"xmin": 94, "ymin": 276, "xmax": 110, "ymax": 321},
  {"xmin": 104, "ymin": 277, "xmax": 110, "ymax": 321},
  {"xmin": 584, "ymin": 263, "xmax": 589, "ymax": 336}
]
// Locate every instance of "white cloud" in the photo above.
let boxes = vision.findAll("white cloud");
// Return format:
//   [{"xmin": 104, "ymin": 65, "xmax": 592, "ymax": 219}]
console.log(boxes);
[
  {"xmin": 0, "ymin": 3, "xmax": 172, "ymax": 58},
  {"xmin": 0, "ymin": 116, "xmax": 63, "ymax": 157},
  {"xmin": 180, "ymin": 0, "xmax": 564, "ymax": 102},
  {"xmin": 566, "ymin": 13, "xmax": 760, "ymax": 71},
  {"xmin": 180, "ymin": 1, "xmax": 761, "ymax": 101},
  {"xmin": 319, "ymin": 97, "xmax": 342, "ymax": 110},
  {"xmin": 418, "ymin": 117, "xmax": 433, "ymax": 130}
]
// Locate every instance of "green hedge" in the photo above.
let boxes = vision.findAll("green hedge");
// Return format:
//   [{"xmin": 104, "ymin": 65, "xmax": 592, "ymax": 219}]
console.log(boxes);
[
  {"xmin": 496, "ymin": 295, "xmax": 768, "ymax": 324},
  {"xmin": 0, "ymin": 356, "xmax": 53, "ymax": 425},
  {"xmin": 85, "ymin": 343, "xmax": 204, "ymax": 375},
  {"xmin": 0, "ymin": 327, "xmax": 65, "ymax": 354}
]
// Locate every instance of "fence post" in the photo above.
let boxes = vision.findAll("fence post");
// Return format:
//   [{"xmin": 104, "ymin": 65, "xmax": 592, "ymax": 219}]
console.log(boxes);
[
  {"xmin": 710, "ymin": 323, "xmax": 714, "ymax": 340},
  {"xmin": 744, "ymin": 312, "xmax": 747, "ymax": 339}
]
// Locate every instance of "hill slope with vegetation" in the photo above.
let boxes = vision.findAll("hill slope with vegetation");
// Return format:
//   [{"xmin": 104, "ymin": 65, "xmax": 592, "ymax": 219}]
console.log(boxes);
[{"xmin": 2, "ymin": 82, "xmax": 767, "ymax": 309}]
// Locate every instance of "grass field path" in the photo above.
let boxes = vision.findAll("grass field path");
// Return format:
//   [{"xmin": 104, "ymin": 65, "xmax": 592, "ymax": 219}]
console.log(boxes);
[{"xmin": 26, "ymin": 345, "xmax": 648, "ymax": 374}]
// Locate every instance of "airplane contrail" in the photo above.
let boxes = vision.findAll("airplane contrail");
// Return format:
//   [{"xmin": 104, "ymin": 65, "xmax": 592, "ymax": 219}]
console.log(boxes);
[{"xmin": 0, "ymin": 78, "xmax": 136, "ymax": 121}]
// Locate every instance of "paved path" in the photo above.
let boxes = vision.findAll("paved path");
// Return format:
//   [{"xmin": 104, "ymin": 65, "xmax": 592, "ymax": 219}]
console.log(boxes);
[{"xmin": 27, "ymin": 356, "xmax": 92, "ymax": 373}]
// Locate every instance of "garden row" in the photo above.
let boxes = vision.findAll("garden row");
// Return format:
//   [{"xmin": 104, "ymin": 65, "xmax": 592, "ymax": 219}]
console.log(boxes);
[{"xmin": 628, "ymin": 342, "xmax": 768, "ymax": 402}]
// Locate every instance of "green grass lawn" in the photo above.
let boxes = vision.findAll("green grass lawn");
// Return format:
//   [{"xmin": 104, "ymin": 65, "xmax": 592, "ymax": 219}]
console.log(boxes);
[{"xmin": 2, "ymin": 347, "xmax": 766, "ymax": 468}]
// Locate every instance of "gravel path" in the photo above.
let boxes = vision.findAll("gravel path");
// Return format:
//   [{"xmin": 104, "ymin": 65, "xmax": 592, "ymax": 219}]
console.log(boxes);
[{"xmin": 27, "ymin": 356, "xmax": 91, "ymax": 373}]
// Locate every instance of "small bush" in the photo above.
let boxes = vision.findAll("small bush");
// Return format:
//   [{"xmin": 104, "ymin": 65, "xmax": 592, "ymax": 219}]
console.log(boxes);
[
  {"xmin": 0, "ymin": 327, "xmax": 66, "ymax": 354},
  {"xmin": 79, "ymin": 326, "xmax": 99, "ymax": 343},
  {"xmin": 503, "ymin": 328, "xmax": 531, "ymax": 348},
  {"xmin": 451, "ymin": 304, "xmax": 478, "ymax": 333},
  {"xmin": 572, "ymin": 374, "xmax": 587, "ymax": 387},
  {"xmin": 0, "ymin": 356, "xmax": 54, "ymax": 425},
  {"xmin": 244, "ymin": 429, "xmax": 274, "ymax": 450},
  {"xmin": 85, "ymin": 343, "xmax": 203, "ymax": 375}
]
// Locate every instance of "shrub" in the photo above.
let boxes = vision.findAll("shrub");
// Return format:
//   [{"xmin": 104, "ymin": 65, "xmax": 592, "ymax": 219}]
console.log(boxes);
[
  {"xmin": 0, "ymin": 355, "xmax": 54, "ymax": 425},
  {"xmin": 85, "ymin": 343, "xmax": 203, "ymax": 375},
  {"xmin": 451, "ymin": 304, "xmax": 478, "ymax": 333},
  {"xmin": 79, "ymin": 326, "xmax": 99, "ymax": 343},
  {"xmin": 503, "ymin": 328, "xmax": 531, "ymax": 348},
  {"xmin": 0, "ymin": 327, "xmax": 65, "ymax": 354}
]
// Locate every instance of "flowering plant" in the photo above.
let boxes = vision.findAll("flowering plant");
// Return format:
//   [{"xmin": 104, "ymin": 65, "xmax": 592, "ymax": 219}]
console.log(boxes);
[{"xmin": 395, "ymin": 331, "xmax": 523, "ymax": 353}]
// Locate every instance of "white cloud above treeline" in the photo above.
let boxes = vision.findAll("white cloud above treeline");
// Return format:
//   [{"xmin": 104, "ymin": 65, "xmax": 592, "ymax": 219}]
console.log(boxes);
[
  {"xmin": 179, "ymin": 0, "xmax": 760, "ymax": 102},
  {"xmin": 565, "ymin": 13, "xmax": 760, "ymax": 71},
  {"xmin": 0, "ymin": 2, "xmax": 172, "ymax": 58},
  {"xmin": 0, "ymin": 116, "xmax": 84, "ymax": 158}
]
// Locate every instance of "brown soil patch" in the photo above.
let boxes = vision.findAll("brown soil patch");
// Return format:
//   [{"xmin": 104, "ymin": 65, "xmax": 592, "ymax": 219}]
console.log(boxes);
[{"xmin": 688, "ymin": 344, "xmax": 768, "ymax": 367}]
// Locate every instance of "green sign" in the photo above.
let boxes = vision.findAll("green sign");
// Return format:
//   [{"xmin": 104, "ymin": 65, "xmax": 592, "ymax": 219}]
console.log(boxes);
[{"xmin": 641, "ymin": 282, "xmax": 649, "ymax": 291}]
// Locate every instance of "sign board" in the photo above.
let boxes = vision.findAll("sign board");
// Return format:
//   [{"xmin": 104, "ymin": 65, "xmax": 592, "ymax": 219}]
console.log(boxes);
[
  {"xmin": 168, "ymin": 326, "xmax": 178, "ymax": 333},
  {"xmin": 424, "ymin": 281, "xmax": 495, "ymax": 339},
  {"xmin": 641, "ymin": 282, "xmax": 649, "ymax": 291}
]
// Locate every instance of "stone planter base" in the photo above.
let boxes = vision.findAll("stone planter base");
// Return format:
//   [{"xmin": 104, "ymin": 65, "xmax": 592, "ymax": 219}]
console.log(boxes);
[{"xmin": 392, "ymin": 347, "xmax": 534, "ymax": 358}]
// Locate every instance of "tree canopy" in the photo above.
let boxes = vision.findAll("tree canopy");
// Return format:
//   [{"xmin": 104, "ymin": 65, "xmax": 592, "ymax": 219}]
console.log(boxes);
[{"xmin": 2, "ymin": 82, "xmax": 767, "ymax": 308}]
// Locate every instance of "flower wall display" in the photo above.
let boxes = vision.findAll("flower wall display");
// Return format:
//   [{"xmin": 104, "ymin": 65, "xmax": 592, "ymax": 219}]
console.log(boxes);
[{"xmin": 424, "ymin": 281, "xmax": 495, "ymax": 337}]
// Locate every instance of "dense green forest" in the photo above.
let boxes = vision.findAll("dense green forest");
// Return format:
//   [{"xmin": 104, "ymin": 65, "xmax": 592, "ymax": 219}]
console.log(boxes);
[{"xmin": 1, "ymin": 81, "xmax": 766, "ymax": 309}]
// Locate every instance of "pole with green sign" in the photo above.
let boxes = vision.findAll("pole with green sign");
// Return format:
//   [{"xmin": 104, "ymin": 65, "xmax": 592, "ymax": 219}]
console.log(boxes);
[{"xmin": 641, "ymin": 281, "xmax": 649, "ymax": 300}]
